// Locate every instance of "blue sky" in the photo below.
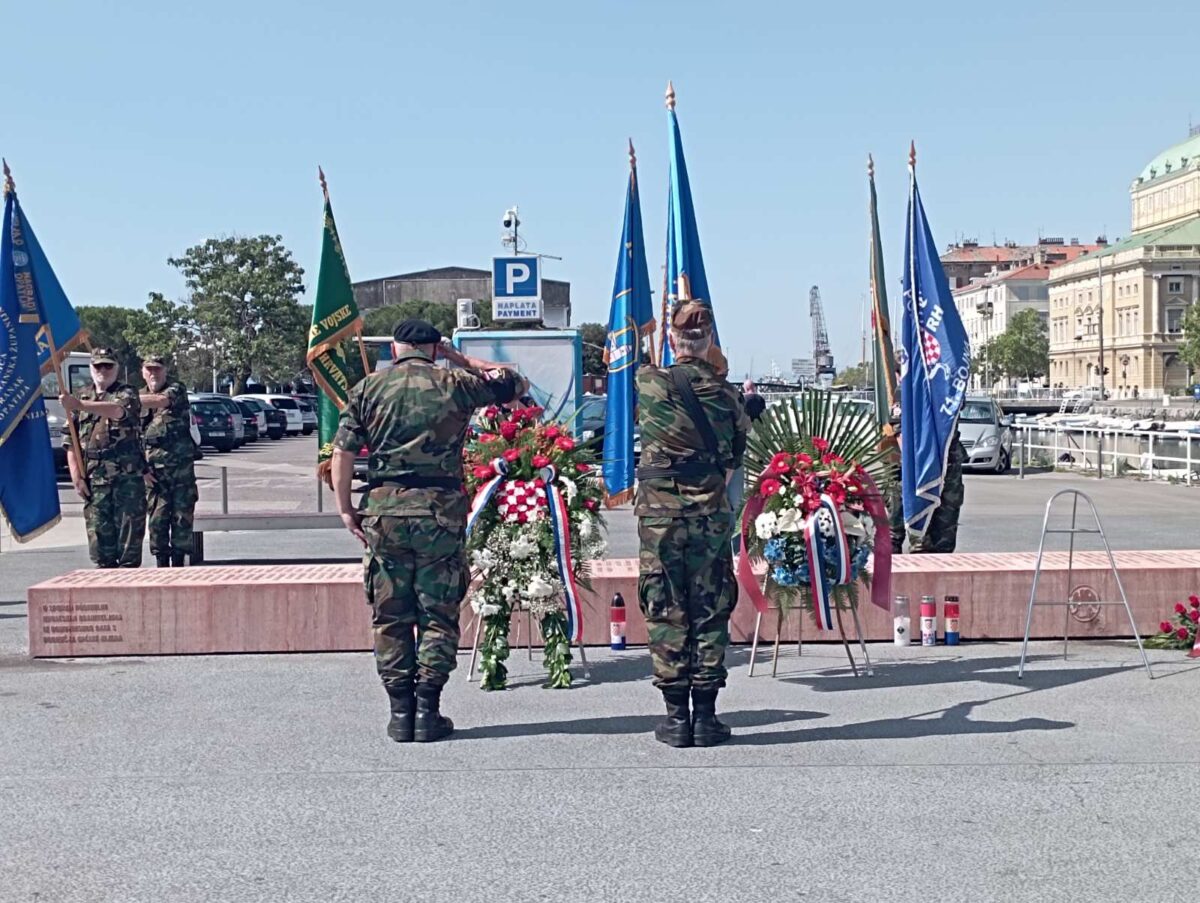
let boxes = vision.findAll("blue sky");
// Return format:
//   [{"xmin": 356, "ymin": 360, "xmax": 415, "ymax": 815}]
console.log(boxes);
[{"xmin": 5, "ymin": 1, "xmax": 1199, "ymax": 378}]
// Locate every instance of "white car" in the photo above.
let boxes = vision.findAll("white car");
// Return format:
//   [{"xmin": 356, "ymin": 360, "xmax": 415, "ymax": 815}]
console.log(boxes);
[{"xmin": 236, "ymin": 394, "xmax": 303, "ymax": 436}]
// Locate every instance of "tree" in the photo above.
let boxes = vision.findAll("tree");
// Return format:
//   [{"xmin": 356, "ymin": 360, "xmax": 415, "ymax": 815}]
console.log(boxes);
[
  {"xmin": 987, "ymin": 309, "xmax": 1049, "ymax": 381},
  {"xmin": 578, "ymin": 322, "xmax": 607, "ymax": 376},
  {"xmin": 834, "ymin": 362, "xmax": 872, "ymax": 389},
  {"xmin": 76, "ymin": 305, "xmax": 141, "ymax": 383},
  {"xmin": 167, "ymin": 235, "xmax": 307, "ymax": 395},
  {"xmin": 1178, "ymin": 302, "xmax": 1200, "ymax": 382}
]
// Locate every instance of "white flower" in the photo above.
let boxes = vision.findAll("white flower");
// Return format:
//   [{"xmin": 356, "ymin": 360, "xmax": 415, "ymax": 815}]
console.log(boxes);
[
  {"xmin": 841, "ymin": 511, "xmax": 867, "ymax": 539},
  {"xmin": 558, "ymin": 475, "xmax": 578, "ymax": 504},
  {"xmin": 470, "ymin": 549, "xmax": 497, "ymax": 570},
  {"xmin": 754, "ymin": 512, "xmax": 779, "ymax": 539},
  {"xmin": 525, "ymin": 574, "xmax": 556, "ymax": 599},
  {"xmin": 509, "ymin": 533, "xmax": 538, "ymax": 560},
  {"xmin": 469, "ymin": 594, "xmax": 500, "ymax": 617},
  {"xmin": 499, "ymin": 582, "xmax": 518, "ymax": 602},
  {"xmin": 777, "ymin": 508, "xmax": 803, "ymax": 533},
  {"xmin": 578, "ymin": 515, "xmax": 596, "ymax": 541}
]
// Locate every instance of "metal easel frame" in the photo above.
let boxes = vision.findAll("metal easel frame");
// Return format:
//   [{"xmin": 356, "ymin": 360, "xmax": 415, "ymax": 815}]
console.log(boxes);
[{"xmin": 1018, "ymin": 488, "xmax": 1152, "ymax": 679}]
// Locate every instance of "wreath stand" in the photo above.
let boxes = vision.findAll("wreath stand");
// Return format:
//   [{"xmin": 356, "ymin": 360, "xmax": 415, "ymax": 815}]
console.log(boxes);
[
  {"xmin": 464, "ymin": 601, "xmax": 590, "ymax": 682},
  {"xmin": 746, "ymin": 571, "xmax": 873, "ymax": 677}
]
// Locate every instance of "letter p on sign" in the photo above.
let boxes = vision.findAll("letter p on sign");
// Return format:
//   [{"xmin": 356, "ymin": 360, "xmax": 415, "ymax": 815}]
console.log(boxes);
[{"xmin": 506, "ymin": 262, "xmax": 530, "ymax": 295}]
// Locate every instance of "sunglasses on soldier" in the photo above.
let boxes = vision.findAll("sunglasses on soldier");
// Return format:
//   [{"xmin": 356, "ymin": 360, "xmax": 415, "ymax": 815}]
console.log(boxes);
[{"xmin": 92, "ymin": 362, "xmax": 116, "ymax": 370}]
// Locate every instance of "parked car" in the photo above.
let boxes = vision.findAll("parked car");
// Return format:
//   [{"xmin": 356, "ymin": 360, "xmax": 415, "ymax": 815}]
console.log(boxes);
[
  {"xmin": 238, "ymin": 397, "xmax": 285, "ymax": 440},
  {"xmin": 238, "ymin": 394, "xmax": 303, "ymax": 436},
  {"xmin": 189, "ymin": 393, "xmax": 246, "ymax": 447},
  {"xmin": 958, "ymin": 397, "xmax": 1014, "ymax": 474},
  {"xmin": 191, "ymin": 400, "xmax": 238, "ymax": 452},
  {"xmin": 577, "ymin": 394, "xmax": 606, "ymax": 444},
  {"xmin": 234, "ymin": 400, "xmax": 262, "ymax": 442},
  {"xmin": 296, "ymin": 398, "xmax": 317, "ymax": 436}
]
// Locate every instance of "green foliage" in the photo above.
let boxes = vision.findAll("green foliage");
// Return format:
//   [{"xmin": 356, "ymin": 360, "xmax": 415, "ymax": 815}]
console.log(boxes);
[
  {"xmin": 579, "ymin": 322, "xmax": 607, "ymax": 376},
  {"xmin": 985, "ymin": 309, "xmax": 1049, "ymax": 381},
  {"xmin": 167, "ymin": 235, "xmax": 307, "ymax": 395},
  {"xmin": 1178, "ymin": 302, "xmax": 1200, "ymax": 379},
  {"xmin": 834, "ymin": 362, "xmax": 872, "ymax": 388},
  {"xmin": 361, "ymin": 299, "xmax": 495, "ymax": 339},
  {"xmin": 539, "ymin": 612, "xmax": 573, "ymax": 689},
  {"xmin": 744, "ymin": 390, "xmax": 896, "ymax": 493},
  {"xmin": 75, "ymin": 305, "xmax": 141, "ymax": 383}
]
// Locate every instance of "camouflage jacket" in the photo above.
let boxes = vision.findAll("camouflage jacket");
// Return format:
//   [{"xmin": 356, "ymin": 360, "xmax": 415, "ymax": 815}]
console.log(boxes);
[
  {"xmin": 635, "ymin": 356, "xmax": 749, "ymax": 517},
  {"xmin": 141, "ymin": 382, "xmax": 194, "ymax": 471},
  {"xmin": 66, "ymin": 380, "xmax": 145, "ymax": 483},
  {"xmin": 333, "ymin": 350, "xmax": 520, "ymax": 523}
]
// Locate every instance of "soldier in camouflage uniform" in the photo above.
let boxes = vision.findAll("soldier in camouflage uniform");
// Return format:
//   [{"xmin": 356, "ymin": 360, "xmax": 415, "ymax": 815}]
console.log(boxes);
[
  {"xmin": 330, "ymin": 320, "xmax": 525, "ymax": 743},
  {"xmin": 636, "ymin": 302, "xmax": 750, "ymax": 748},
  {"xmin": 139, "ymin": 354, "xmax": 197, "ymax": 567},
  {"xmin": 61, "ymin": 347, "xmax": 148, "ymax": 568}
]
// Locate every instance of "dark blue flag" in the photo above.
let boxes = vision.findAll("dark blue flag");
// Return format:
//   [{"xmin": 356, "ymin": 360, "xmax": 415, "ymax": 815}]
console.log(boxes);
[
  {"xmin": 602, "ymin": 141, "xmax": 655, "ymax": 506},
  {"xmin": 0, "ymin": 174, "xmax": 64, "ymax": 542},
  {"xmin": 900, "ymin": 156, "xmax": 971, "ymax": 538},
  {"xmin": 662, "ymin": 81, "xmax": 720, "ymax": 365}
]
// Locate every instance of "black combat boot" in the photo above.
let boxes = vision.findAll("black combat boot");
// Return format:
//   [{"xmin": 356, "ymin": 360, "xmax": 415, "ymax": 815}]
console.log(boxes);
[
  {"xmin": 654, "ymin": 687, "xmax": 693, "ymax": 748},
  {"xmin": 171, "ymin": 552, "xmax": 186, "ymax": 568},
  {"xmin": 155, "ymin": 555, "xmax": 171, "ymax": 568},
  {"xmin": 413, "ymin": 684, "xmax": 454, "ymax": 743},
  {"xmin": 691, "ymin": 687, "xmax": 731, "ymax": 747},
  {"xmin": 386, "ymin": 684, "xmax": 415, "ymax": 743}
]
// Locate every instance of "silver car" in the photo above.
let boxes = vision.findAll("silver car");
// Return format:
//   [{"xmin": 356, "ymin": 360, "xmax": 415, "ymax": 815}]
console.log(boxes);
[{"xmin": 958, "ymin": 397, "xmax": 1013, "ymax": 473}]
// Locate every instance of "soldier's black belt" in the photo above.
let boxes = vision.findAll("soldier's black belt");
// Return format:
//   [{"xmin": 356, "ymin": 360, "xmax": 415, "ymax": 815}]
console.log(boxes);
[
  {"xmin": 368, "ymin": 475, "xmax": 464, "ymax": 491},
  {"xmin": 636, "ymin": 461, "xmax": 722, "ymax": 481}
]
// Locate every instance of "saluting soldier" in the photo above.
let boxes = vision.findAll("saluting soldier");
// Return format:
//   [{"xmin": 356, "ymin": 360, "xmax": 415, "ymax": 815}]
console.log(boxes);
[
  {"xmin": 139, "ymin": 353, "xmax": 198, "ymax": 567},
  {"xmin": 330, "ymin": 319, "xmax": 526, "ymax": 743},
  {"xmin": 61, "ymin": 347, "xmax": 149, "ymax": 568},
  {"xmin": 636, "ymin": 302, "xmax": 750, "ymax": 748}
]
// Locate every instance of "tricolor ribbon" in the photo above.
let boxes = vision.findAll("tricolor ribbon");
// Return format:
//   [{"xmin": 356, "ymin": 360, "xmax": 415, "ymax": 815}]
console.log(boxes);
[
  {"xmin": 541, "ymin": 464, "xmax": 584, "ymax": 644},
  {"xmin": 803, "ymin": 493, "xmax": 850, "ymax": 631},
  {"xmin": 466, "ymin": 457, "xmax": 508, "ymax": 536},
  {"xmin": 737, "ymin": 466, "xmax": 893, "ymax": 623}
]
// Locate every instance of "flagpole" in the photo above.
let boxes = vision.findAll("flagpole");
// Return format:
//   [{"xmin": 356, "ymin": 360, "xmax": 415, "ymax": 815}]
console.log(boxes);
[
  {"xmin": 319, "ymin": 166, "xmax": 371, "ymax": 378},
  {"xmin": 3, "ymin": 160, "xmax": 84, "ymax": 460}
]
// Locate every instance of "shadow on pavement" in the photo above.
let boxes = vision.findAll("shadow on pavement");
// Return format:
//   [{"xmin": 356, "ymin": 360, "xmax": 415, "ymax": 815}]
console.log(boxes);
[{"xmin": 453, "ymin": 707, "xmax": 825, "ymax": 741}]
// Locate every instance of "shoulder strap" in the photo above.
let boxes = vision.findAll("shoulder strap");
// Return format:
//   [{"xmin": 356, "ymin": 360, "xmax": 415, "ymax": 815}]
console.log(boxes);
[{"xmin": 669, "ymin": 366, "xmax": 719, "ymax": 459}]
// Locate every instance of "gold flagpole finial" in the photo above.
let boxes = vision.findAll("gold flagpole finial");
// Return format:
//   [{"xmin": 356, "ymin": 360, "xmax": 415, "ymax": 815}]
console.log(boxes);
[
  {"xmin": 2, "ymin": 159, "xmax": 14, "ymax": 197},
  {"xmin": 628, "ymin": 138, "xmax": 637, "ymax": 169},
  {"xmin": 867, "ymin": 154, "xmax": 875, "ymax": 180},
  {"xmin": 908, "ymin": 141, "xmax": 916, "ymax": 171},
  {"xmin": 318, "ymin": 165, "xmax": 329, "ymax": 202},
  {"xmin": 665, "ymin": 80, "xmax": 676, "ymax": 111}
]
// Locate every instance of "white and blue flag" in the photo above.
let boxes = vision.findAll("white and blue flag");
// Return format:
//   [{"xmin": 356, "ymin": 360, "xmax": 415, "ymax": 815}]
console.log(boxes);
[{"xmin": 900, "ymin": 156, "xmax": 971, "ymax": 538}]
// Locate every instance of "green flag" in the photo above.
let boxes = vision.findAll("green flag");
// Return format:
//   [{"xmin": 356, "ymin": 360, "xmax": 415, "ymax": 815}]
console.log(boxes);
[
  {"xmin": 868, "ymin": 155, "xmax": 897, "ymax": 431},
  {"xmin": 307, "ymin": 169, "xmax": 365, "ymax": 474}
]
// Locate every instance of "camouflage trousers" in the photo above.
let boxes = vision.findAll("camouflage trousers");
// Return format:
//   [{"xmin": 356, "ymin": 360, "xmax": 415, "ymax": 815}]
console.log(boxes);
[
  {"xmin": 147, "ymin": 464, "xmax": 197, "ymax": 559},
  {"xmin": 362, "ymin": 515, "xmax": 468, "ymax": 690},
  {"xmin": 638, "ymin": 515, "xmax": 738, "ymax": 691},
  {"xmin": 889, "ymin": 439, "xmax": 965, "ymax": 554},
  {"xmin": 84, "ymin": 473, "xmax": 147, "ymax": 568}
]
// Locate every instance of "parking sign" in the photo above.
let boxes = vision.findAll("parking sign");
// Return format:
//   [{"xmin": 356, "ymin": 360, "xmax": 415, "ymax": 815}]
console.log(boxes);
[{"xmin": 492, "ymin": 256, "xmax": 542, "ymax": 321}]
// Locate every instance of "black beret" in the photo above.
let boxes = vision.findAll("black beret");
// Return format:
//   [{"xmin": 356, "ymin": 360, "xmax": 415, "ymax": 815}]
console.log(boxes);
[{"xmin": 393, "ymin": 319, "xmax": 442, "ymax": 345}]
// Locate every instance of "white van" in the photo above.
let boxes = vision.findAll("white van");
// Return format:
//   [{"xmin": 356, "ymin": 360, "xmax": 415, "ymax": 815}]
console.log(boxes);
[{"xmin": 236, "ymin": 394, "xmax": 303, "ymax": 436}]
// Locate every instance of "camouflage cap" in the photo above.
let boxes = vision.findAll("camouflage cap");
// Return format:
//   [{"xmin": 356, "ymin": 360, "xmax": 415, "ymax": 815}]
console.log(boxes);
[
  {"xmin": 670, "ymin": 301, "xmax": 714, "ymax": 334},
  {"xmin": 90, "ymin": 347, "xmax": 118, "ymax": 365},
  {"xmin": 142, "ymin": 353, "xmax": 168, "ymax": 367}
]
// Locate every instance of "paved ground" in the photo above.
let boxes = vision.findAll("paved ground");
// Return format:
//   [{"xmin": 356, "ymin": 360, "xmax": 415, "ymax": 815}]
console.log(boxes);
[{"xmin": 3, "ymin": 437, "xmax": 1200, "ymax": 901}]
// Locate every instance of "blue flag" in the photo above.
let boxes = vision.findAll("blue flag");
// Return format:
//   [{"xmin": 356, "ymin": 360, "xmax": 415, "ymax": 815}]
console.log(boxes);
[
  {"xmin": 900, "ymin": 163, "xmax": 971, "ymax": 538},
  {"xmin": 602, "ymin": 143, "xmax": 655, "ymax": 506},
  {"xmin": 662, "ymin": 82, "xmax": 719, "ymax": 366},
  {"xmin": 23, "ymin": 206, "xmax": 84, "ymax": 375},
  {"xmin": 0, "ymin": 182, "xmax": 65, "ymax": 542}
]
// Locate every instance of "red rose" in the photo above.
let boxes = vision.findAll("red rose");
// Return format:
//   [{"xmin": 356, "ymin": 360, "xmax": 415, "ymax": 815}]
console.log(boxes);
[
  {"xmin": 827, "ymin": 483, "xmax": 847, "ymax": 507},
  {"xmin": 821, "ymin": 453, "xmax": 835, "ymax": 465},
  {"xmin": 555, "ymin": 436, "xmax": 575, "ymax": 451},
  {"xmin": 502, "ymin": 449, "xmax": 520, "ymax": 463},
  {"xmin": 583, "ymin": 498, "xmax": 599, "ymax": 511},
  {"xmin": 760, "ymin": 478, "xmax": 782, "ymax": 497},
  {"xmin": 1190, "ymin": 595, "xmax": 1200, "ymax": 608},
  {"xmin": 1175, "ymin": 602, "xmax": 1187, "ymax": 614},
  {"xmin": 499, "ymin": 422, "xmax": 519, "ymax": 441},
  {"xmin": 576, "ymin": 462, "xmax": 592, "ymax": 473},
  {"xmin": 532, "ymin": 454, "xmax": 551, "ymax": 469},
  {"xmin": 473, "ymin": 465, "xmax": 496, "ymax": 480},
  {"xmin": 811, "ymin": 437, "xmax": 830, "ymax": 453},
  {"xmin": 1190, "ymin": 609, "xmax": 1200, "ymax": 623},
  {"xmin": 484, "ymin": 406, "xmax": 499, "ymax": 419},
  {"xmin": 1160, "ymin": 620, "xmax": 1174, "ymax": 633},
  {"xmin": 795, "ymin": 453, "xmax": 813, "ymax": 469},
  {"xmin": 1177, "ymin": 627, "xmax": 1191, "ymax": 640},
  {"xmin": 545, "ymin": 426, "xmax": 561, "ymax": 440},
  {"xmin": 478, "ymin": 432, "xmax": 497, "ymax": 443},
  {"xmin": 769, "ymin": 452, "xmax": 792, "ymax": 474}
]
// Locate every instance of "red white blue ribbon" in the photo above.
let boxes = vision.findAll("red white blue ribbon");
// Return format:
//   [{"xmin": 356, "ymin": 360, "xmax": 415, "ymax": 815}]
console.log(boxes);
[
  {"xmin": 466, "ymin": 457, "xmax": 508, "ymax": 536},
  {"xmin": 803, "ymin": 492, "xmax": 852, "ymax": 631},
  {"xmin": 541, "ymin": 464, "xmax": 584, "ymax": 644}
]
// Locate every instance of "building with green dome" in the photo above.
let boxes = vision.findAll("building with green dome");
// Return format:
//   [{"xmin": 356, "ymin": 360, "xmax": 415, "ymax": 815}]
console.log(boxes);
[{"xmin": 1048, "ymin": 128, "xmax": 1200, "ymax": 395}]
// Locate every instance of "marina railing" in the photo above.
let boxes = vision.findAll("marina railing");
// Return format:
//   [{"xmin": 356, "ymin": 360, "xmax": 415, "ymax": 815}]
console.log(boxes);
[{"xmin": 1012, "ymin": 422, "xmax": 1198, "ymax": 485}]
